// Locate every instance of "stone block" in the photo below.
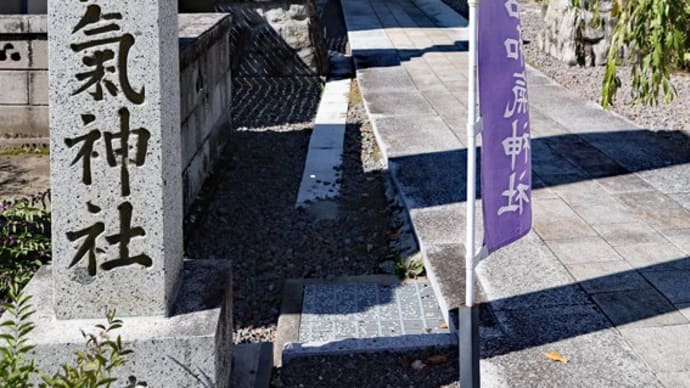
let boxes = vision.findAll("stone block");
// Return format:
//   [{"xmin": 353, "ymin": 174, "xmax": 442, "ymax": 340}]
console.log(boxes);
[
  {"xmin": 566, "ymin": 260, "xmax": 649, "ymax": 294},
  {"xmin": 657, "ymin": 372, "xmax": 690, "ymax": 388},
  {"xmin": 663, "ymin": 228, "xmax": 690, "ymax": 254},
  {"xmin": 476, "ymin": 237, "xmax": 591, "ymax": 312},
  {"xmin": 642, "ymin": 271, "xmax": 690, "ymax": 304},
  {"xmin": 615, "ymin": 190, "xmax": 683, "ymax": 211},
  {"xmin": 532, "ymin": 198, "xmax": 597, "ymax": 240},
  {"xmin": 0, "ymin": 15, "xmax": 31, "ymax": 33},
  {"xmin": 546, "ymin": 236, "xmax": 621, "ymax": 265},
  {"xmin": 0, "ymin": 70, "xmax": 29, "ymax": 105},
  {"xmin": 374, "ymin": 114, "xmax": 462, "ymax": 158},
  {"xmin": 621, "ymin": 324, "xmax": 690, "ymax": 373},
  {"xmin": 409, "ymin": 204, "xmax": 478, "ymax": 246},
  {"xmin": 2, "ymin": 261, "xmax": 233, "ymax": 387},
  {"xmin": 0, "ymin": 40, "xmax": 31, "ymax": 69},
  {"xmin": 637, "ymin": 164, "xmax": 690, "ymax": 196},
  {"xmin": 614, "ymin": 241, "xmax": 687, "ymax": 272},
  {"xmin": 49, "ymin": 0, "xmax": 183, "ymax": 319},
  {"xmin": 0, "ymin": 105, "xmax": 48, "ymax": 137},
  {"xmin": 633, "ymin": 207, "xmax": 690, "ymax": 231},
  {"xmin": 591, "ymin": 287, "xmax": 688, "ymax": 329},
  {"xmin": 29, "ymin": 70, "xmax": 48, "ymax": 105},
  {"xmin": 358, "ymin": 66, "xmax": 417, "ymax": 93},
  {"xmin": 29, "ymin": 39, "xmax": 48, "ymax": 69},
  {"xmin": 484, "ymin": 305, "xmax": 661, "ymax": 387},
  {"xmin": 592, "ymin": 222, "xmax": 666, "ymax": 247},
  {"xmin": 596, "ymin": 173, "xmax": 655, "ymax": 194}
]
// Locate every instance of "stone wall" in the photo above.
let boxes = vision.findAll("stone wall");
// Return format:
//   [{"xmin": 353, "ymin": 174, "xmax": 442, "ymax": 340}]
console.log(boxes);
[
  {"xmin": 178, "ymin": 13, "xmax": 233, "ymax": 213},
  {"xmin": 537, "ymin": 0, "xmax": 616, "ymax": 66},
  {"xmin": 184, "ymin": 0, "xmax": 328, "ymax": 77},
  {"xmin": 0, "ymin": 13, "xmax": 233, "ymax": 214},
  {"xmin": 440, "ymin": 0, "xmax": 468, "ymax": 18},
  {"xmin": 0, "ymin": 15, "xmax": 48, "ymax": 138}
]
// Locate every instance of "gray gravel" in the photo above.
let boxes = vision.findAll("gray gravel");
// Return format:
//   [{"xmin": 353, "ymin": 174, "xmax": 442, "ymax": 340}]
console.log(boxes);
[
  {"xmin": 520, "ymin": 0, "xmax": 690, "ymax": 132},
  {"xmin": 274, "ymin": 347, "xmax": 459, "ymax": 388},
  {"xmin": 186, "ymin": 78, "xmax": 397, "ymax": 344}
]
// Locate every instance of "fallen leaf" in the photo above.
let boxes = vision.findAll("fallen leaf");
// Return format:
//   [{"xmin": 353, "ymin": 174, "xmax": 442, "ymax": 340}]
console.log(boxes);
[
  {"xmin": 544, "ymin": 351, "xmax": 569, "ymax": 363},
  {"xmin": 427, "ymin": 354, "xmax": 448, "ymax": 365},
  {"xmin": 411, "ymin": 360, "xmax": 426, "ymax": 371},
  {"xmin": 439, "ymin": 322, "xmax": 449, "ymax": 329}
]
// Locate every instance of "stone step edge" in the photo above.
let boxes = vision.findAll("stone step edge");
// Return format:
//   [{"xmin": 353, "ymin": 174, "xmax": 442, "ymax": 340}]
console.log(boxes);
[
  {"xmin": 274, "ymin": 276, "xmax": 458, "ymax": 367},
  {"xmin": 295, "ymin": 56, "xmax": 352, "ymax": 206},
  {"xmin": 282, "ymin": 333, "xmax": 457, "ymax": 364},
  {"xmin": 232, "ymin": 342, "xmax": 273, "ymax": 388}
]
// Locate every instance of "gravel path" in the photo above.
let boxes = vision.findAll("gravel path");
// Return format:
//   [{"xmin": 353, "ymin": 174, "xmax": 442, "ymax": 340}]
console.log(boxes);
[
  {"xmin": 520, "ymin": 0, "xmax": 690, "ymax": 132},
  {"xmin": 186, "ymin": 78, "xmax": 396, "ymax": 344}
]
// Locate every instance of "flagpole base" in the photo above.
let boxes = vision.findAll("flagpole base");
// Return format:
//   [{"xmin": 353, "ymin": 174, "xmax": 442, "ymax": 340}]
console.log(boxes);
[{"xmin": 459, "ymin": 305, "xmax": 480, "ymax": 388}]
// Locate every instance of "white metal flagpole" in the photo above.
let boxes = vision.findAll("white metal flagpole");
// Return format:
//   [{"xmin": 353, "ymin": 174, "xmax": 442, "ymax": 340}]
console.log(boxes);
[
  {"xmin": 460, "ymin": 0, "xmax": 481, "ymax": 386},
  {"xmin": 465, "ymin": 0, "xmax": 479, "ymax": 312}
]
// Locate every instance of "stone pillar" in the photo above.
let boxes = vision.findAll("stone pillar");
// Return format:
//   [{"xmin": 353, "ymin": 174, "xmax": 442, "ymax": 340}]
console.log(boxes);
[
  {"xmin": 48, "ymin": 0, "xmax": 183, "ymax": 319},
  {"xmin": 1, "ymin": 3, "xmax": 233, "ymax": 385}
]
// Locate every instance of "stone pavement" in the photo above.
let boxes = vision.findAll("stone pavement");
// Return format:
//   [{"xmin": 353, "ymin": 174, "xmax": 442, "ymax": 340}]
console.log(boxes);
[
  {"xmin": 276, "ymin": 277, "xmax": 457, "ymax": 365},
  {"xmin": 341, "ymin": 0, "xmax": 690, "ymax": 386}
]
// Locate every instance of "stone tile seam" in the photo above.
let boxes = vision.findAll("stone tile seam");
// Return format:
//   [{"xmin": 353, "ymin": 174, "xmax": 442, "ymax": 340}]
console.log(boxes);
[
  {"xmin": 524, "ymin": 68, "xmax": 680, "ymax": 202},
  {"xmin": 372, "ymin": 16, "xmax": 467, "ymax": 145},
  {"xmin": 525, "ymin": 63, "xmax": 640, "ymax": 129},
  {"xmin": 556, "ymin": 243, "xmax": 690, "ymax": 331}
]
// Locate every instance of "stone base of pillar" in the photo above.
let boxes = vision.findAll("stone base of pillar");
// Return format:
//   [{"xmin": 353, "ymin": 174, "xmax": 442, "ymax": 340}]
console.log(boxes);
[{"xmin": 2, "ymin": 260, "xmax": 233, "ymax": 388}]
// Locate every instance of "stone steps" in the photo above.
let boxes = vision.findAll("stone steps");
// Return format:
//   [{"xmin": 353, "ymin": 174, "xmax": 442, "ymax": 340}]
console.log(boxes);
[{"xmin": 273, "ymin": 276, "xmax": 457, "ymax": 366}]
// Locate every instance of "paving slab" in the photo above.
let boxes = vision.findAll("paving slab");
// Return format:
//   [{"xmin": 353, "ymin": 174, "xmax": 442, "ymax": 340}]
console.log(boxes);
[
  {"xmin": 565, "ymin": 260, "xmax": 650, "ymax": 294},
  {"xmin": 613, "ymin": 241, "xmax": 688, "ymax": 271},
  {"xmin": 596, "ymin": 173, "xmax": 656, "ymax": 195},
  {"xmin": 374, "ymin": 115, "xmax": 462, "ymax": 159},
  {"xmin": 365, "ymin": 91, "xmax": 436, "ymax": 116},
  {"xmin": 409, "ymin": 203, "xmax": 482, "ymax": 246},
  {"xmin": 476, "ymin": 237, "xmax": 591, "ymax": 311},
  {"xmin": 482, "ymin": 305, "xmax": 662, "ymax": 388},
  {"xmin": 388, "ymin": 150, "xmax": 468, "ymax": 209},
  {"xmin": 642, "ymin": 271, "xmax": 690, "ymax": 304},
  {"xmin": 592, "ymin": 222, "xmax": 668, "ymax": 247},
  {"xmin": 657, "ymin": 372, "xmax": 690, "ymax": 388},
  {"xmin": 621, "ymin": 324, "xmax": 690, "ymax": 373},
  {"xmin": 637, "ymin": 164, "xmax": 690, "ymax": 195},
  {"xmin": 591, "ymin": 287, "xmax": 688, "ymax": 329},
  {"xmin": 663, "ymin": 228, "xmax": 690, "ymax": 254},
  {"xmin": 546, "ymin": 236, "xmax": 622, "ymax": 265},
  {"xmin": 277, "ymin": 277, "xmax": 456, "ymax": 363},
  {"xmin": 632, "ymin": 207, "xmax": 690, "ymax": 231},
  {"xmin": 340, "ymin": 0, "xmax": 690, "ymax": 384},
  {"xmin": 532, "ymin": 198, "xmax": 597, "ymax": 240},
  {"xmin": 670, "ymin": 192, "xmax": 690, "ymax": 212},
  {"xmin": 677, "ymin": 303, "xmax": 690, "ymax": 320},
  {"xmin": 358, "ymin": 66, "xmax": 417, "ymax": 92}
]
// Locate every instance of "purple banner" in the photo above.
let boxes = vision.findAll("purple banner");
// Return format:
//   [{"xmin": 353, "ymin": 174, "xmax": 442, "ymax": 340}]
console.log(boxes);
[{"xmin": 478, "ymin": 0, "xmax": 532, "ymax": 253}]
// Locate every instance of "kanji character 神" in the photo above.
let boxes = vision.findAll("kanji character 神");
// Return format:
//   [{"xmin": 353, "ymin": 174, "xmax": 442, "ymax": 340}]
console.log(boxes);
[{"xmin": 64, "ymin": 109, "xmax": 150, "ymax": 196}]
